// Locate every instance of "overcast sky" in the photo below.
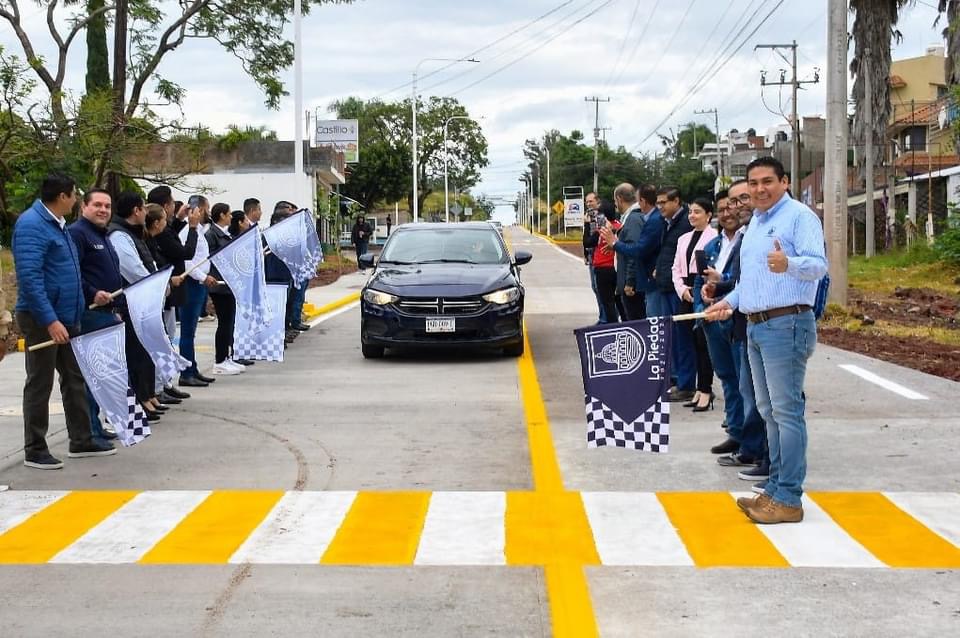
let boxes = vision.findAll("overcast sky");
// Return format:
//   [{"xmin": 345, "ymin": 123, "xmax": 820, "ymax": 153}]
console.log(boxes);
[{"xmin": 1, "ymin": 0, "xmax": 951, "ymax": 220}]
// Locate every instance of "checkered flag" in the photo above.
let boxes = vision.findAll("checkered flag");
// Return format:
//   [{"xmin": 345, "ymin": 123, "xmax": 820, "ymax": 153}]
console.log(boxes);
[
  {"xmin": 585, "ymin": 396, "xmax": 670, "ymax": 452},
  {"xmin": 232, "ymin": 284, "xmax": 287, "ymax": 362},
  {"xmin": 107, "ymin": 388, "xmax": 151, "ymax": 446},
  {"xmin": 70, "ymin": 323, "xmax": 151, "ymax": 447},
  {"xmin": 574, "ymin": 317, "xmax": 674, "ymax": 454},
  {"xmin": 262, "ymin": 209, "xmax": 323, "ymax": 288}
]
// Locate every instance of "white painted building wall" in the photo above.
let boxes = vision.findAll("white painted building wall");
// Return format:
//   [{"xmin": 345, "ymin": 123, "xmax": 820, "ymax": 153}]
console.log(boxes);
[{"xmin": 137, "ymin": 172, "xmax": 316, "ymax": 218}]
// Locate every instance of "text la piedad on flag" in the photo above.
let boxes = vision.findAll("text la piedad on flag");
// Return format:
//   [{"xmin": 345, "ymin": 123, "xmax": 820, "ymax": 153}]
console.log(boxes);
[{"xmin": 574, "ymin": 317, "xmax": 673, "ymax": 453}]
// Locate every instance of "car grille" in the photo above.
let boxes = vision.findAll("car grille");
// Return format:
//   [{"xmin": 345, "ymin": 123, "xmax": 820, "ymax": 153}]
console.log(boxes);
[{"xmin": 395, "ymin": 297, "xmax": 486, "ymax": 316}]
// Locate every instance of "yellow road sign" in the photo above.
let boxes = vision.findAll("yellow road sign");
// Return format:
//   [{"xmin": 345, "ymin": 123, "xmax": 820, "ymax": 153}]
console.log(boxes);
[{"xmin": 552, "ymin": 201, "xmax": 564, "ymax": 215}]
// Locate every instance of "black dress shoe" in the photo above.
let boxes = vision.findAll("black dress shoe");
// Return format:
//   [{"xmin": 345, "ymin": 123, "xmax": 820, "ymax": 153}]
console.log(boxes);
[
  {"xmin": 195, "ymin": 372, "xmax": 216, "ymax": 384},
  {"xmin": 164, "ymin": 386, "xmax": 191, "ymax": 400},
  {"xmin": 99, "ymin": 430, "xmax": 118, "ymax": 441},
  {"xmin": 667, "ymin": 389, "xmax": 696, "ymax": 402},
  {"xmin": 295, "ymin": 323, "xmax": 311, "ymax": 331},
  {"xmin": 153, "ymin": 403, "xmax": 170, "ymax": 412},
  {"xmin": 179, "ymin": 376, "xmax": 209, "ymax": 388},
  {"xmin": 234, "ymin": 359, "xmax": 255, "ymax": 366},
  {"xmin": 158, "ymin": 392, "xmax": 182, "ymax": 405},
  {"xmin": 143, "ymin": 410, "xmax": 162, "ymax": 422},
  {"xmin": 710, "ymin": 437, "xmax": 739, "ymax": 455},
  {"xmin": 24, "ymin": 451, "xmax": 64, "ymax": 470}
]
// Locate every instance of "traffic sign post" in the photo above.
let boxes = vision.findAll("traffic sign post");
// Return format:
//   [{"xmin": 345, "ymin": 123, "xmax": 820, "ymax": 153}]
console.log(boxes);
[{"xmin": 562, "ymin": 186, "xmax": 584, "ymax": 232}]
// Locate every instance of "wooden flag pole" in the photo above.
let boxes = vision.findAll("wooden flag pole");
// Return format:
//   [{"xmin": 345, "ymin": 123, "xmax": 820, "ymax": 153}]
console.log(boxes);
[
  {"xmin": 87, "ymin": 288, "xmax": 124, "ymax": 310},
  {"xmin": 670, "ymin": 311, "xmax": 708, "ymax": 322},
  {"xmin": 28, "ymin": 339, "xmax": 58, "ymax": 352}
]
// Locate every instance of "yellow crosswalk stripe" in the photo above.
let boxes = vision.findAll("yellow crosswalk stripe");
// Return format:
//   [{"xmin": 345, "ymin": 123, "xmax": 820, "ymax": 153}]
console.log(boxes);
[
  {"xmin": 140, "ymin": 490, "xmax": 283, "ymax": 564},
  {"xmin": 809, "ymin": 492, "xmax": 960, "ymax": 568},
  {"xmin": 657, "ymin": 492, "xmax": 790, "ymax": 568},
  {"xmin": 504, "ymin": 491, "xmax": 600, "ymax": 566},
  {"xmin": 0, "ymin": 491, "xmax": 137, "ymax": 564},
  {"xmin": 320, "ymin": 491, "xmax": 431, "ymax": 565}
]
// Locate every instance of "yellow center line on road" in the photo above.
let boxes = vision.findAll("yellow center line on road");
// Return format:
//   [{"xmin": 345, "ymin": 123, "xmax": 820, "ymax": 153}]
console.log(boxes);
[
  {"xmin": 140, "ymin": 490, "xmax": 283, "ymax": 564},
  {"xmin": 321, "ymin": 491, "xmax": 431, "ymax": 565},
  {"xmin": 810, "ymin": 492, "xmax": 960, "ymax": 568},
  {"xmin": 516, "ymin": 315, "xmax": 601, "ymax": 637},
  {"xmin": 0, "ymin": 490, "xmax": 137, "ymax": 563}
]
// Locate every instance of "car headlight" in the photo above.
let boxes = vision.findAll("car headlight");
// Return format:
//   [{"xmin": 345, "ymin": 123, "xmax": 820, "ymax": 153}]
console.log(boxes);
[
  {"xmin": 363, "ymin": 289, "xmax": 398, "ymax": 306},
  {"xmin": 483, "ymin": 287, "xmax": 520, "ymax": 305}
]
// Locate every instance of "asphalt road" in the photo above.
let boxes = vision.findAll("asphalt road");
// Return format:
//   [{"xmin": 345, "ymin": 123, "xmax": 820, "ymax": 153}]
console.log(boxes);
[{"xmin": 0, "ymin": 226, "xmax": 957, "ymax": 637}]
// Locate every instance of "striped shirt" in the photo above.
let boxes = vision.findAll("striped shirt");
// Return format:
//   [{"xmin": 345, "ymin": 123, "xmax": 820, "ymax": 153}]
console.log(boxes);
[{"xmin": 724, "ymin": 193, "xmax": 827, "ymax": 314}]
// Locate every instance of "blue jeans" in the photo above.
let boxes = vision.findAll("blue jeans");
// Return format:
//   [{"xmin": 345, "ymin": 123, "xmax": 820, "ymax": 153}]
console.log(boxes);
[
  {"xmin": 704, "ymin": 319, "xmax": 744, "ymax": 435},
  {"xmin": 733, "ymin": 338, "xmax": 767, "ymax": 460},
  {"xmin": 179, "ymin": 278, "xmax": 206, "ymax": 378},
  {"xmin": 80, "ymin": 309, "xmax": 121, "ymax": 441},
  {"xmin": 288, "ymin": 279, "xmax": 309, "ymax": 328},
  {"xmin": 747, "ymin": 311, "xmax": 817, "ymax": 507},
  {"xmin": 645, "ymin": 290, "xmax": 695, "ymax": 390}
]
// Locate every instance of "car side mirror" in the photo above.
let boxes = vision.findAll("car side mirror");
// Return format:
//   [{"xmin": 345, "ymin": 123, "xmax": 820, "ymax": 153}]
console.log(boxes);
[
  {"xmin": 513, "ymin": 251, "xmax": 533, "ymax": 266},
  {"xmin": 358, "ymin": 253, "xmax": 376, "ymax": 269}
]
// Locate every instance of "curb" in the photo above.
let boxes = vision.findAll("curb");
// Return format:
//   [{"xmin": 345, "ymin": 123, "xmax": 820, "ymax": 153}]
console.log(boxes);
[
  {"xmin": 302, "ymin": 291, "xmax": 361, "ymax": 321},
  {"xmin": 530, "ymin": 230, "xmax": 581, "ymax": 246}
]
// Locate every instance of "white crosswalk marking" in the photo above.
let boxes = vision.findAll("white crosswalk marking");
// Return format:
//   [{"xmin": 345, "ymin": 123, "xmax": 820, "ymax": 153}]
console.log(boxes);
[
  {"xmin": 744, "ymin": 494, "xmax": 885, "ymax": 568},
  {"xmin": 580, "ymin": 492, "xmax": 693, "ymax": 566},
  {"xmin": 883, "ymin": 492, "xmax": 960, "ymax": 547},
  {"xmin": 415, "ymin": 491, "xmax": 506, "ymax": 565},
  {"xmin": 50, "ymin": 491, "xmax": 210, "ymax": 564},
  {"xmin": 229, "ymin": 491, "xmax": 357, "ymax": 564},
  {"xmin": 0, "ymin": 491, "xmax": 66, "ymax": 536}
]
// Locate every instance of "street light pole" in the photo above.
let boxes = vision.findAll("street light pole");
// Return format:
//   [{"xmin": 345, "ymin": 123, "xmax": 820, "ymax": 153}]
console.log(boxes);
[
  {"xmin": 443, "ymin": 115, "xmax": 478, "ymax": 223},
  {"xmin": 412, "ymin": 57, "xmax": 479, "ymax": 224},
  {"xmin": 293, "ymin": 0, "xmax": 304, "ymax": 181},
  {"xmin": 545, "ymin": 147, "xmax": 551, "ymax": 237}
]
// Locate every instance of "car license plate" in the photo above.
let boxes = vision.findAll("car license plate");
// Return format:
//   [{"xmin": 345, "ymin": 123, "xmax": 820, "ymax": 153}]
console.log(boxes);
[{"xmin": 426, "ymin": 317, "xmax": 456, "ymax": 333}]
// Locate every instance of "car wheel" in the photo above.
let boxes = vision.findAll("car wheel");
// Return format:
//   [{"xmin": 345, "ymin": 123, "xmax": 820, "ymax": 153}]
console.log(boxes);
[
  {"xmin": 503, "ymin": 339, "xmax": 524, "ymax": 357},
  {"xmin": 361, "ymin": 342, "xmax": 385, "ymax": 359}
]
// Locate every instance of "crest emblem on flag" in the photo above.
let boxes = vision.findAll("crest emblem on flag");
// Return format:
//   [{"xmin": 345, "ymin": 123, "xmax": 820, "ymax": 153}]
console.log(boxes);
[
  {"xmin": 210, "ymin": 226, "xmax": 271, "ymax": 328},
  {"xmin": 575, "ymin": 318, "xmax": 672, "ymax": 453},
  {"xmin": 262, "ymin": 209, "xmax": 323, "ymax": 288},
  {"xmin": 70, "ymin": 322, "xmax": 150, "ymax": 447}
]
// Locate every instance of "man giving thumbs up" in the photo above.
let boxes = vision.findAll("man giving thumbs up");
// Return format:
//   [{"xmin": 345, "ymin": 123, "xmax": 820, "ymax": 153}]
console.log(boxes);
[{"xmin": 704, "ymin": 157, "xmax": 827, "ymax": 525}]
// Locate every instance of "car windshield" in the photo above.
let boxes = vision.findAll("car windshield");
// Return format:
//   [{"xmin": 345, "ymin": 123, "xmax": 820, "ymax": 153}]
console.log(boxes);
[{"xmin": 380, "ymin": 228, "xmax": 508, "ymax": 265}]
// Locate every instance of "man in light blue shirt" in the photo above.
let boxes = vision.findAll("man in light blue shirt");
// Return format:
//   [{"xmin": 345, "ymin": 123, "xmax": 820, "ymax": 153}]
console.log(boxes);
[{"xmin": 706, "ymin": 157, "xmax": 827, "ymax": 525}]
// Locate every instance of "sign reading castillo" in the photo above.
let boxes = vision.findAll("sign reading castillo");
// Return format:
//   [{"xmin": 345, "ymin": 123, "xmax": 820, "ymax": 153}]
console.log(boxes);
[{"xmin": 315, "ymin": 119, "xmax": 359, "ymax": 163}]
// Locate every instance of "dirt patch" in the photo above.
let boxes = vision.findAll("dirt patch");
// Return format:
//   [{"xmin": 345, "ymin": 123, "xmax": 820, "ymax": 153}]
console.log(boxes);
[
  {"xmin": 847, "ymin": 287, "xmax": 959, "ymax": 327},
  {"xmin": 818, "ymin": 326, "xmax": 960, "ymax": 382}
]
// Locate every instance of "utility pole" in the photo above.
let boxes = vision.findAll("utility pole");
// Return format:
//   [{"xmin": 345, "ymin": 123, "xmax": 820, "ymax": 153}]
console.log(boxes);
[
  {"xmin": 584, "ymin": 96, "xmax": 610, "ymax": 193},
  {"xmin": 863, "ymin": 48, "xmax": 875, "ymax": 257},
  {"xmin": 756, "ymin": 41, "xmax": 820, "ymax": 198},
  {"xmin": 694, "ymin": 108, "xmax": 721, "ymax": 179},
  {"xmin": 824, "ymin": 0, "xmax": 848, "ymax": 305},
  {"xmin": 545, "ymin": 146, "xmax": 551, "ymax": 237}
]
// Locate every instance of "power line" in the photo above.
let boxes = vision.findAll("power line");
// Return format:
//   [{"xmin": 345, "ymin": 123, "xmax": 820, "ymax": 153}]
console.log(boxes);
[
  {"xmin": 607, "ymin": 0, "xmax": 664, "ymax": 88},
  {"xmin": 420, "ymin": 0, "xmax": 604, "ymax": 94},
  {"xmin": 628, "ymin": 0, "xmax": 699, "ymax": 93},
  {"xmin": 371, "ymin": 0, "xmax": 577, "ymax": 100},
  {"xmin": 630, "ymin": 0, "xmax": 785, "ymax": 152},
  {"xmin": 446, "ymin": 0, "xmax": 616, "ymax": 97},
  {"xmin": 602, "ymin": 0, "xmax": 645, "ymax": 89}
]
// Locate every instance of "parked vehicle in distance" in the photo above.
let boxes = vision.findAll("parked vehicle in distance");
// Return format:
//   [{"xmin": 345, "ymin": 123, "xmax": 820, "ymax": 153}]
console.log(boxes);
[{"xmin": 358, "ymin": 223, "xmax": 532, "ymax": 358}]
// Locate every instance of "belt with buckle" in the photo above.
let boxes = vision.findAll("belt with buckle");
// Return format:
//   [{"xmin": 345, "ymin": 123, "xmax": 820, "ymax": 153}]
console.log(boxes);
[{"xmin": 746, "ymin": 304, "xmax": 812, "ymax": 324}]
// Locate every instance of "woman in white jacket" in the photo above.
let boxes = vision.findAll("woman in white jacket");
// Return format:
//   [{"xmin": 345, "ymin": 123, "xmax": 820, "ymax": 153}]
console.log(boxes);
[{"xmin": 672, "ymin": 197, "xmax": 718, "ymax": 411}]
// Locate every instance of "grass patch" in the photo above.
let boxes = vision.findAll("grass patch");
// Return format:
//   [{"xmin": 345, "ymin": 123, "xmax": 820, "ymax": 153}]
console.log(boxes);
[
  {"xmin": 821, "ymin": 304, "xmax": 960, "ymax": 348},
  {"xmin": 848, "ymin": 245, "xmax": 960, "ymax": 295},
  {"xmin": 548, "ymin": 231, "xmax": 583, "ymax": 242}
]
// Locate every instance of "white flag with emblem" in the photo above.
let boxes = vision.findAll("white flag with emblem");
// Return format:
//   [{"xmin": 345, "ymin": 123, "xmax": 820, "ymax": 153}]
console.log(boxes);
[
  {"xmin": 262, "ymin": 209, "xmax": 323, "ymax": 288},
  {"xmin": 70, "ymin": 322, "xmax": 150, "ymax": 446},
  {"xmin": 124, "ymin": 266, "xmax": 190, "ymax": 385},
  {"xmin": 209, "ymin": 225, "xmax": 272, "ymax": 339},
  {"xmin": 232, "ymin": 283, "xmax": 288, "ymax": 362}
]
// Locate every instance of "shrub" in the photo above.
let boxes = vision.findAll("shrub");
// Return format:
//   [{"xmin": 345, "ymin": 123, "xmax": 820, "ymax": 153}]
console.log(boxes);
[{"xmin": 934, "ymin": 228, "xmax": 960, "ymax": 265}]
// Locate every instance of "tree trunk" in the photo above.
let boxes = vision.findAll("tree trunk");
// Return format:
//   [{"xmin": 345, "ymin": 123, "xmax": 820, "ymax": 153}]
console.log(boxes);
[{"xmin": 85, "ymin": 0, "xmax": 111, "ymax": 93}]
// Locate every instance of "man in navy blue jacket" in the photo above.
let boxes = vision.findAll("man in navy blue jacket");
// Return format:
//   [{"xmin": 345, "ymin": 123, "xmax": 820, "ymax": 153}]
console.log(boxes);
[{"xmin": 13, "ymin": 174, "xmax": 116, "ymax": 469}]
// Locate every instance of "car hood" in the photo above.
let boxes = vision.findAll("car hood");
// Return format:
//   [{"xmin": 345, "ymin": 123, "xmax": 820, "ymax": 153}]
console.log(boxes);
[{"xmin": 367, "ymin": 263, "xmax": 514, "ymax": 297}]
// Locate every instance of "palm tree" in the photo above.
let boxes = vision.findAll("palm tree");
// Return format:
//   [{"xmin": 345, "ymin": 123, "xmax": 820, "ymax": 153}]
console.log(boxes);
[
  {"xmin": 936, "ymin": 1, "xmax": 960, "ymax": 84},
  {"xmin": 848, "ymin": 1, "xmax": 912, "ymax": 172}
]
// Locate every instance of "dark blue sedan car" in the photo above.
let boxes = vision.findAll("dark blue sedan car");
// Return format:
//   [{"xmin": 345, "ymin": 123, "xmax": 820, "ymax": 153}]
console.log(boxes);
[{"xmin": 358, "ymin": 223, "xmax": 532, "ymax": 358}]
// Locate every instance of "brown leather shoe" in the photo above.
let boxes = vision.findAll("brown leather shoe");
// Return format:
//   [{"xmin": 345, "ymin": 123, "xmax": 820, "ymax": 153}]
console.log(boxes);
[
  {"xmin": 746, "ymin": 499, "xmax": 804, "ymax": 524},
  {"xmin": 736, "ymin": 493, "xmax": 771, "ymax": 513}
]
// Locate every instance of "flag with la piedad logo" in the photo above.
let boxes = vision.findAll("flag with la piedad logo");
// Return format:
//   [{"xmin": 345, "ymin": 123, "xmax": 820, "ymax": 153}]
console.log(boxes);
[
  {"xmin": 69, "ymin": 322, "xmax": 150, "ymax": 447},
  {"xmin": 123, "ymin": 266, "xmax": 190, "ymax": 385},
  {"xmin": 261, "ymin": 209, "xmax": 323, "ymax": 288},
  {"xmin": 574, "ymin": 317, "xmax": 672, "ymax": 452},
  {"xmin": 208, "ymin": 226, "xmax": 272, "ymax": 348},
  {"xmin": 232, "ymin": 283, "xmax": 288, "ymax": 362}
]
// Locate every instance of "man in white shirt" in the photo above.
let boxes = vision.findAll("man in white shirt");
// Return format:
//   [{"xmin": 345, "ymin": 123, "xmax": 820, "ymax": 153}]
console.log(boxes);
[{"xmin": 178, "ymin": 196, "xmax": 218, "ymax": 386}]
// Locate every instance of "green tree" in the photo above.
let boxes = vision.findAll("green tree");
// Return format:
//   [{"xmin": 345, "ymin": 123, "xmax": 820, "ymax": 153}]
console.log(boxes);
[
  {"xmin": 85, "ymin": 0, "xmax": 111, "ymax": 94},
  {"xmin": 676, "ymin": 122, "xmax": 715, "ymax": 158}
]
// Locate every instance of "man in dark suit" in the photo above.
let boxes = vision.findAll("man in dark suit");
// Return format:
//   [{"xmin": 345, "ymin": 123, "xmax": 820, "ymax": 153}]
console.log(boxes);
[
  {"xmin": 601, "ymin": 184, "xmax": 664, "ymax": 318},
  {"xmin": 701, "ymin": 179, "xmax": 769, "ymax": 485},
  {"xmin": 606, "ymin": 183, "xmax": 645, "ymax": 320}
]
